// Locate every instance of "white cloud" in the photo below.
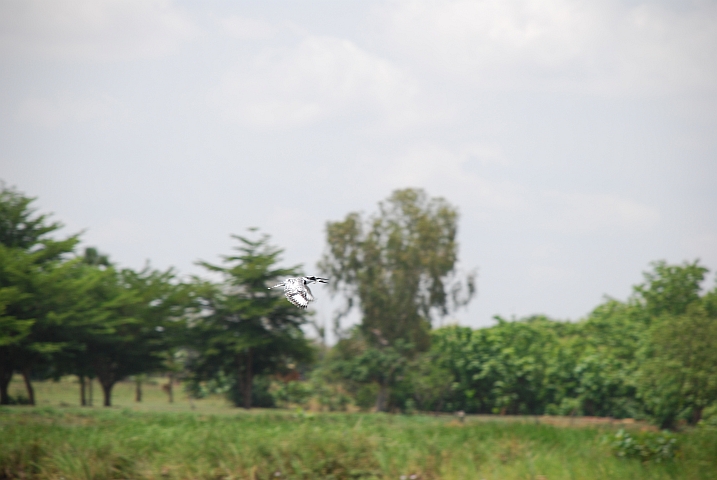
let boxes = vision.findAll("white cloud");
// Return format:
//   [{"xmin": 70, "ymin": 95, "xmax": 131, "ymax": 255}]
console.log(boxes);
[
  {"xmin": 369, "ymin": 144, "xmax": 660, "ymax": 235},
  {"xmin": 209, "ymin": 35, "xmax": 421, "ymax": 128},
  {"xmin": 0, "ymin": 0, "xmax": 196, "ymax": 61},
  {"xmin": 376, "ymin": 0, "xmax": 717, "ymax": 94},
  {"xmin": 88, "ymin": 218, "xmax": 148, "ymax": 246},
  {"xmin": 16, "ymin": 93, "xmax": 126, "ymax": 128},
  {"xmin": 682, "ymin": 232, "xmax": 717, "ymax": 269},
  {"xmin": 379, "ymin": 144, "xmax": 530, "ymax": 213},
  {"xmin": 539, "ymin": 190, "xmax": 660, "ymax": 234},
  {"xmin": 528, "ymin": 264, "xmax": 575, "ymax": 282},
  {"xmin": 219, "ymin": 15, "xmax": 277, "ymax": 40}
]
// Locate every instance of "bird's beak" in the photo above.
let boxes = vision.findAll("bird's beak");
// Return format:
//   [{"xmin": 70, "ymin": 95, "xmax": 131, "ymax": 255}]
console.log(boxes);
[{"xmin": 316, "ymin": 277, "xmax": 329, "ymax": 284}]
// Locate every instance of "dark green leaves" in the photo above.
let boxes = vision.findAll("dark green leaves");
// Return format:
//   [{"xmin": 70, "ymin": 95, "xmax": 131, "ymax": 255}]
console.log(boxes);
[{"xmin": 188, "ymin": 231, "xmax": 313, "ymax": 408}]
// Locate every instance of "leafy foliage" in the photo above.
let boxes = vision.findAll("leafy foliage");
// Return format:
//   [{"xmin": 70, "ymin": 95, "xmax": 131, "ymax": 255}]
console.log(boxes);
[
  {"xmin": 2, "ymin": 182, "xmax": 716, "ymax": 430},
  {"xmin": 610, "ymin": 429, "xmax": 679, "ymax": 463},
  {"xmin": 637, "ymin": 304, "xmax": 717, "ymax": 428},
  {"xmin": 0, "ymin": 183, "xmax": 79, "ymax": 404},
  {"xmin": 319, "ymin": 189, "xmax": 475, "ymax": 410},
  {"xmin": 320, "ymin": 188, "xmax": 475, "ymax": 349},
  {"xmin": 369, "ymin": 260, "xmax": 717, "ymax": 425},
  {"xmin": 187, "ymin": 231, "xmax": 312, "ymax": 408}
]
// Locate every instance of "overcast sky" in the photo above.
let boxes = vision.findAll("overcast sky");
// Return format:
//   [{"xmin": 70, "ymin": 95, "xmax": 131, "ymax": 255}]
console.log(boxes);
[{"xmin": 2, "ymin": 0, "xmax": 716, "ymax": 334}]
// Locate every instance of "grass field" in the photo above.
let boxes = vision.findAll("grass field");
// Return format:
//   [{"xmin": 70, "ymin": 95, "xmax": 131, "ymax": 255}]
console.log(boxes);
[
  {"xmin": 2, "ymin": 378, "xmax": 716, "ymax": 480},
  {"xmin": 4, "ymin": 375, "xmax": 232, "ymax": 413}
]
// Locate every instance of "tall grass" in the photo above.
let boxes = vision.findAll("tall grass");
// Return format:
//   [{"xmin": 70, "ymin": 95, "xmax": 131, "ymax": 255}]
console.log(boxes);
[{"xmin": 2, "ymin": 407, "xmax": 715, "ymax": 480}]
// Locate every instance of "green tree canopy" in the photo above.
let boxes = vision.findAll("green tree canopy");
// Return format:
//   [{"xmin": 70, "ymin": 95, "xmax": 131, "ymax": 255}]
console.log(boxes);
[
  {"xmin": 638, "ymin": 303, "xmax": 717, "ymax": 428},
  {"xmin": 0, "ymin": 183, "xmax": 79, "ymax": 404},
  {"xmin": 633, "ymin": 261, "xmax": 717, "ymax": 428},
  {"xmin": 319, "ymin": 188, "xmax": 475, "ymax": 351},
  {"xmin": 318, "ymin": 189, "xmax": 475, "ymax": 411},
  {"xmin": 188, "ymin": 231, "xmax": 313, "ymax": 409},
  {"xmin": 634, "ymin": 260, "xmax": 708, "ymax": 317},
  {"xmin": 83, "ymin": 265, "xmax": 184, "ymax": 406},
  {"xmin": 0, "ymin": 182, "xmax": 63, "ymax": 250}
]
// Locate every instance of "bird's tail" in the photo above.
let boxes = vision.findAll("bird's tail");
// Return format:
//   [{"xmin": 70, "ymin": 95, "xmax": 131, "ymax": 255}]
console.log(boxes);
[{"xmin": 268, "ymin": 282, "xmax": 284, "ymax": 290}]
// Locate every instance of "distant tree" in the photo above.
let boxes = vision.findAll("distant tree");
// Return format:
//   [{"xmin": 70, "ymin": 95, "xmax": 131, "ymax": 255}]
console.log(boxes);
[
  {"xmin": 399, "ymin": 350, "xmax": 453, "ymax": 413},
  {"xmin": 0, "ymin": 182, "xmax": 64, "ymax": 250},
  {"xmin": 0, "ymin": 259, "xmax": 32, "ymax": 404},
  {"xmin": 83, "ymin": 247, "xmax": 109, "ymax": 268},
  {"xmin": 319, "ymin": 189, "xmax": 475, "ymax": 411},
  {"xmin": 634, "ymin": 260, "xmax": 708, "ymax": 318},
  {"xmin": 83, "ymin": 265, "xmax": 182, "ymax": 406},
  {"xmin": 569, "ymin": 300, "xmax": 648, "ymax": 418},
  {"xmin": 429, "ymin": 317, "xmax": 569, "ymax": 415},
  {"xmin": 326, "ymin": 328, "xmax": 411, "ymax": 412},
  {"xmin": 312, "ymin": 258, "xmax": 715, "ymax": 421},
  {"xmin": 637, "ymin": 304, "xmax": 717, "ymax": 428},
  {"xmin": 634, "ymin": 261, "xmax": 717, "ymax": 428},
  {"xmin": 72, "ymin": 247, "xmax": 111, "ymax": 405},
  {"xmin": 189, "ymin": 231, "xmax": 312, "ymax": 409},
  {"xmin": 0, "ymin": 183, "xmax": 79, "ymax": 404}
]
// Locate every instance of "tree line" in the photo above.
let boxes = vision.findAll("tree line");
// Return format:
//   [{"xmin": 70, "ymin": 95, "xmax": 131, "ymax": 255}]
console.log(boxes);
[
  {"xmin": 1, "ymin": 182, "xmax": 715, "ymax": 429},
  {"xmin": 0, "ymin": 183, "xmax": 311, "ymax": 408}
]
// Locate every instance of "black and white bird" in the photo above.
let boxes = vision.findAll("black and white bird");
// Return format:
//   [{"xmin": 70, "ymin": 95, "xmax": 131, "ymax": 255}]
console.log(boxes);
[{"xmin": 269, "ymin": 276, "xmax": 329, "ymax": 309}]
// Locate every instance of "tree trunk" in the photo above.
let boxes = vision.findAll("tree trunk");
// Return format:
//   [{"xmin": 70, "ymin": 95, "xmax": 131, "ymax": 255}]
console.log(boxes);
[
  {"xmin": 101, "ymin": 381, "xmax": 114, "ymax": 407},
  {"xmin": 584, "ymin": 399, "xmax": 595, "ymax": 416},
  {"xmin": 692, "ymin": 406, "xmax": 703, "ymax": 425},
  {"xmin": 88, "ymin": 377, "xmax": 93, "ymax": 406},
  {"xmin": 94, "ymin": 358, "xmax": 116, "ymax": 407},
  {"xmin": 0, "ymin": 363, "xmax": 12, "ymax": 405},
  {"xmin": 21, "ymin": 368, "xmax": 35, "ymax": 405},
  {"xmin": 237, "ymin": 349, "xmax": 253, "ymax": 409},
  {"xmin": 79, "ymin": 375, "xmax": 87, "ymax": 406},
  {"xmin": 375, "ymin": 382, "xmax": 389, "ymax": 412},
  {"xmin": 167, "ymin": 373, "xmax": 174, "ymax": 403},
  {"xmin": 135, "ymin": 378, "xmax": 142, "ymax": 402}
]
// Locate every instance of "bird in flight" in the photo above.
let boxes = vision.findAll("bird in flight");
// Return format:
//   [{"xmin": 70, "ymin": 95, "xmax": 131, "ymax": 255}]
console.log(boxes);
[{"xmin": 269, "ymin": 276, "xmax": 329, "ymax": 309}]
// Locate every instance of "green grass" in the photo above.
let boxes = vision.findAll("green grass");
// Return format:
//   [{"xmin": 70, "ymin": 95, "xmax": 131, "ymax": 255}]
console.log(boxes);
[
  {"xmin": 2, "ymin": 378, "xmax": 716, "ymax": 479},
  {"xmin": 4, "ymin": 375, "xmax": 233, "ymax": 413},
  {"xmin": 2, "ymin": 407, "xmax": 716, "ymax": 480}
]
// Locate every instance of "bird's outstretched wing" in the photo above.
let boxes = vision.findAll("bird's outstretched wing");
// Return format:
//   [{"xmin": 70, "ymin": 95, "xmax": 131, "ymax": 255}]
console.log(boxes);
[
  {"xmin": 285, "ymin": 289, "xmax": 311, "ymax": 309},
  {"xmin": 282, "ymin": 279, "xmax": 313, "ymax": 309}
]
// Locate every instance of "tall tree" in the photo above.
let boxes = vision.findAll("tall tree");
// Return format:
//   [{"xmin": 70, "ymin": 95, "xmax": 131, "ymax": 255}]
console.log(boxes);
[
  {"xmin": 0, "ymin": 183, "xmax": 79, "ymax": 404},
  {"xmin": 634, "ymin": 260, "xmax": 708, "ymax": 318},
  {"xmin": 189, "ymin": 231, "xmax": 312, "ymax": 409},
  {"xmin": 75, "ymin": 247, "xmax": 110, "ymax": 405},
  {"xmin": 638, "ymin": 303, "xmax": 717, "ymax": 428},
  {"xmin": 47, "ymin": 260, "xmax": 112, "ymax": 406},
  {"xmin": 634, "ymin": 260, "xmax": 716, "ymax": 428},
  {"xmin": 319, "ymin": 189, "xmax": 475, "ymax": 410},
  {"xmin": 83, "ymin": 265, "xmax": 182, "ymax": 406},
  {"xmin": 0, "ymin": 265, "xmax": 31, "ymax": 404}
]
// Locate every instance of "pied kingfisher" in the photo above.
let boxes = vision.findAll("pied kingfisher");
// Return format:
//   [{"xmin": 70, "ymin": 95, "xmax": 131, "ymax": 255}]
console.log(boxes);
[{"xmin": 269, "ymin": 276, "xmax": 329, "ymax": 309}]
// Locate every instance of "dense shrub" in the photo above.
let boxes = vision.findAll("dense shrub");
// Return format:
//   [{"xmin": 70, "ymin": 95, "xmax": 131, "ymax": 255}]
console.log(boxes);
[{"xmin": 609, "ymin": 429, "xmax": 679, "ymax": 463}]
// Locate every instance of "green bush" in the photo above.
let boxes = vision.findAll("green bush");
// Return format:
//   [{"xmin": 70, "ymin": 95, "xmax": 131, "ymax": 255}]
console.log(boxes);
[
  {"xmin": 270, "ymin": 380, "xmax": 313, "ymax": 407},
  {"xmin": 610, "ymin": 429, "xmax": 679, "ymax": 463},
  {"xmin": 354, "ymin": 383, "xmax": 378, "ymax": 410},
  {"xmin": 227, "ymin": 375, "xmax": 275, "ymax": 408},
  {"xmin": 698, "ymin": 404, "xmax": 717, "ymax": 429}
]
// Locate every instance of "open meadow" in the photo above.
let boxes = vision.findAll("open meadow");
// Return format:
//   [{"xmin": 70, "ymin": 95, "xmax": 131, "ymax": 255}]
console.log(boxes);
[{"xmin": 2, "ymin": 378, "xmax": 716, "ymax": 480}]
